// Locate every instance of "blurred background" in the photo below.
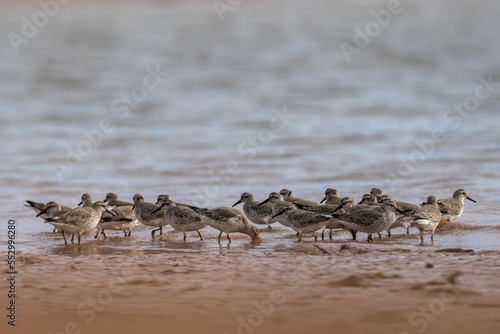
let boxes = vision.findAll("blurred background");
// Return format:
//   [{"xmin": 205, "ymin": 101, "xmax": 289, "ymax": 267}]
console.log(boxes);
[{"xmin": 1, "ymin": 0, "xmax": 499, "ymax": 249}]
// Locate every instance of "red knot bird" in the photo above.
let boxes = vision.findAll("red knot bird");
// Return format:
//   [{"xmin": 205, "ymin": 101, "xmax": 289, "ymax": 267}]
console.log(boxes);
[
  {"xmin": 152, "ymin": 199, "xmax": 207, "ymax": 241},
  {"xmin": 46, "ymin": 201, "xmax": 114, "ymax": 245},
  {"xmin": 132, "ymin": 194, "xmax": 169, "ymax": 237}
]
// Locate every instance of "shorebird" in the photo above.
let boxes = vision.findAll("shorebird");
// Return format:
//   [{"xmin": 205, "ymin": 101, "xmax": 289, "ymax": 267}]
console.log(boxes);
[
  {"xmin": 411, "ymin": 195, "xmax": 442, "ymax": 244},
  {"xmin": 96, "ymin": 206, "xmax": 139, "ymax": 238},
  {"xmin": 25, "ymin": 200, "xmax": 70, "ymax": 219},
  {"xmin": 25, "ymin": 200, "xmax": 72, "ymax": 232},
  {"xmin": 78, "ymin": 193, "xmax": 94, "ymax": 208},
  {"xmin": 155, "ymin": 194, "xmax": 191, "ymax": 208},
  {"xmin": 271, "ymin": 206, "xmax": 332, "ymax": 241},
  {"xmin": 45, "ymin": 201, "xmax": 114, "ymax": 245},
  {"xmin": 232, "ymin": 192, "xmax": 277, "ymax": 229},
  {"xmin": 258, "ymin": 192, "xmax": 297, "ymax": 227},
  {"xmin": 379, "ymin": 195, "xmax": 418, "ymax": 235},
  {"xmin": 332, "ymin": 200, "xmax": 404, "ymax": 242},
  {"xmin": 35, "ymin": 201, "xmax": 71, "ymax": 219},
  {"xmin": 132, "ymin": 194, "xmax": 169, "ymax": 237},
  {"xmin": 279, "ymin": 189, "xmax": 320, "ymax": 207},
  {"xmin": 103, "ymin": 193, "xmax": 134, "ymax": 207},
  {"xmin": 359, "ymin": 194, "xmax": 378, "ymax": 205},
  {"xmin": 320, "ymin": 188, "xmax": 342, "ymax": 206},
  {"xmin": 152, "ymin": 199, "xmax": 207, "ymax": 241},
  {"xmin": 437, "ymin": 189, "xmax": 476, "ymax": 222},
  {"xmin": 370, "ymin": 188, "xmax": 384, "ymax": 202},
  {"xmin": 189, "ymin": 206, "xmax": 259, "ymax": 244}
]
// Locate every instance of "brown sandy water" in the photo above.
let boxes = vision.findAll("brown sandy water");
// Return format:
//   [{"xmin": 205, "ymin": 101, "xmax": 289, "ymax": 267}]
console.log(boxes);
[{"xmin": 0, "ymin": 0, "xmax": 499, "ymax": 333}]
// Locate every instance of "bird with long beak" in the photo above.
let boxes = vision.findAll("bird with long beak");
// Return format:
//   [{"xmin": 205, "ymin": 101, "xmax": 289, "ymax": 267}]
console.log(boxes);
[
  {"xmin": 271, "ymin": 206, "xmax": 334, "ymax": 241},
  {"xmin": 78, "ymin": 193, "xmax": 94, "ymax": 208},
  {"xmin": 320, "ymin": 188, "xmax": 342, "ymax": 205},
  {"xmin": 151, "ymin": 199, "xmax": 207, "ymax": 241},
  {"xmin": 331, "ymin": 200, "xmax": 406, "ymax": 242},
  {"xmin": 188, "ymin": 206, "xmax": 259, "ymax": 244},
  {"xmin": 232, "ymin": 192, "xmax": 277, "ymax": 229},
  {"xmin": 436, "ymin": 189, "xmax": 477, "ymax": 222},
  {"xmin": 132, "ymin": 194, "xmax": 169, "ymax": 237},
  {"xmin": 45, "ymin": 201, "xmax": 115, "ymax": 245}
]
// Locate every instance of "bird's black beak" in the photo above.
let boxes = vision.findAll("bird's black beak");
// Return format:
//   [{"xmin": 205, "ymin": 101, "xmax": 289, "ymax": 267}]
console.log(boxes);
[
  {"xmin": 331, "ymin": 204, "xmax": 343, "ymax": 214},
  {"xmin": 466, "ymin": 196, "xmax": 477, "ymax": 203},
  {"xmin": 271, "ymin": 209, "xmax": 285, "ymax": 218},
  {"xmin": 320, "ymin": 196, "xmax": 326, "ymax": 204},
  {"xmin": 36, "ymin": 208, "xmax": 48, "ymax": 217},
  {"xmin": 78, "ymin": 201, "xmax": 82, "ymax": 206},
  {"xmin": 258, "ymin": 198, "xmax": 270, "ymax": 206},
  {"xmin": 396, "ymin": 208, "xmax": 406, "ymax": 215},
  {"xmin": 357, "ymin": 200, "xmax": 363, "ymax": 204},
  {"xmin": 106, "ymin": 208, "xmax": 116, "ymax": 216},
  {"xmin": 151, "ymin": 203, "xmax": 164, "ymax": 214},
  {"xmin": 232, "ymin": 199, "xmax": 242, "ymax": 208}
]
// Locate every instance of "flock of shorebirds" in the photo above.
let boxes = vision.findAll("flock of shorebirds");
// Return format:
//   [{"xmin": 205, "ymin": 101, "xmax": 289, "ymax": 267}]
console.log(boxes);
[{"xmin": 25, "ymin": 188, "xmax": 476, "ymax": 245}]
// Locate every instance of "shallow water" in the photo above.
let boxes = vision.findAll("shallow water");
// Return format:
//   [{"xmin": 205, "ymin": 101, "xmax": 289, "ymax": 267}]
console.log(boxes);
[{"xmin": 1, "ymin": 0, "xmax": 499, "ymax": 253}]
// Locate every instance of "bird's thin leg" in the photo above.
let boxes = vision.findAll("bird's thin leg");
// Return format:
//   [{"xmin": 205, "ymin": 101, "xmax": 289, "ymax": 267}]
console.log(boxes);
[{"xmin": 197, "ymin": 230, "xmax": 203, "ymax": 240}]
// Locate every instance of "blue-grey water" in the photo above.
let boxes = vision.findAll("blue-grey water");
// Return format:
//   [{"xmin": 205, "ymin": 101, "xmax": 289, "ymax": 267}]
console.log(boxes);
[{"xmin": 1, "ymin": 0, "xmax": 499, "ymax": 253}]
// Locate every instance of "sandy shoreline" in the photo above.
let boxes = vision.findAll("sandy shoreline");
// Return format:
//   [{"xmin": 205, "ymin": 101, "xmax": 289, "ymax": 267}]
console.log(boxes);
[{"xmin": 2, "ymin": 238, "xmax": 500, "ymax": 334}]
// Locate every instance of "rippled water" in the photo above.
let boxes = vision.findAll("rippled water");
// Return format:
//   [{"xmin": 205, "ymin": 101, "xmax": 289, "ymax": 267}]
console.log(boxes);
[{"xmin": 1, "ymin": 0, "xmax": 499, "ymax": 253}]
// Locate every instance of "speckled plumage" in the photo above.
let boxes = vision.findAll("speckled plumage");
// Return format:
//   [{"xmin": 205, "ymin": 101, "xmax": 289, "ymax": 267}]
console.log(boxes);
[
  {"xmin": 272, "ymin": 206, "xmax": 332, "ymax": 241},
  {"xmin": 279, "ymin": 189, "xmax": 320, "ymax": 207},
  {"xmin": 97, "ymin": 206, "xmax": 139, "ymax": 238},
  {"xmin": 78, "ymin": 193, "xmax": 94, "ymax": 208},
  {"xmin": 259, "ymin": 192, "xmax": 296, "ymax": 227},
  {"xmin": 320, "ymin": 188, "xmax": 342, "ymax": 205},
  {"xmin": 333, "ymin": 200, "xmax": 401, "ymax": 242},
  {"xmin": 133, "ymin": 194, "xmax": 169, "ymax": 237},
  {"xmin": 154, "ymin": 199, "xmax": 207, "ymax": 241},
  {"xmin": 46, "ymin": 201, "xmax": 113, "ymax": 244},
  {"xmin": 437, "ymin": 189, "xmax": 476, "ymax": 222},
  {"xmin": 411, "ymin": 195, "xmax": 442, "ymax": 244},
  {"xmin": 190, "ymin": 206, "xmax": 259, "ymax": 243},
  {"xmin": 232, "ymin": 192, "xmax": 277, "ymax": 228},
  {"xmin": 103, "ymin": 193, "xmax": 134, "ymax": 207}
]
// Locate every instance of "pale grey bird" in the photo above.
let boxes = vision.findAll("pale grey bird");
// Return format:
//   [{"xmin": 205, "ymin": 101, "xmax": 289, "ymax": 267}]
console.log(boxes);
[
  {"xmin": 258, "ymin": 192, "xmax": 297, "ymax": 228},
  {"xmin": 232, "ymin": 192, "xmax": 277, "ymax": 229},
  {"xmin": 189, "ymin": 206, "xmax": 259, "ymax": 244},
  {"xmin": 333, "ymin": 200, "xmax": 404, "ymax": 242},
  {"xmin": 436, "ymin": 189, "xmax": 476, "ymax": 222},
  {"xmin": 132, "ymin": 194, "xmax": 169, "ymax": 237},
  {"xmin": 279, "ymin": 189, "xmax": 320, "ymax": 207},
  {"xmin": 152, "ymin": 199, "xmax": 207, "ymax": 241},
  {"xmin": 46, "ymin": 201, "xmax": 114, "ymax": 245},
  {"xmin": 271, "ymin": 206, "xmax": 333, "ymax": 242},
  {"xmin": 78, "ymin": 193, "xmax": 94, "ymax": 208},
  {"xmin": 320, "ymin": 188, "xmax": 342, "ymax": 206},
  {"xmin": 103, "ymin": 193, "xmax": 134, "ymax": 207},
  {"xmin": 96, "ymin": 206, "xmax": 139, "ymax": 238},
  {"xmin": 411, "ymin": 195, "xmax": 442, "ymax": 244}
]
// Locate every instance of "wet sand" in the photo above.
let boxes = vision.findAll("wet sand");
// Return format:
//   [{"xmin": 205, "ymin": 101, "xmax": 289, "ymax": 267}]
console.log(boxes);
[{"xmin": 3, "ymin": 226, "xmax": 500, "ymax": 334}]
